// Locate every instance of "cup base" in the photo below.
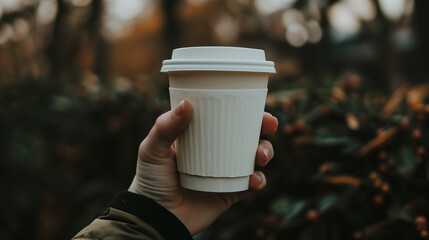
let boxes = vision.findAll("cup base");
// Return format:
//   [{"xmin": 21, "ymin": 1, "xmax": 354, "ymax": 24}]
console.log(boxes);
[{"xmin": 179, "ymin": 173, "xmax": 249, "ymax": 193}]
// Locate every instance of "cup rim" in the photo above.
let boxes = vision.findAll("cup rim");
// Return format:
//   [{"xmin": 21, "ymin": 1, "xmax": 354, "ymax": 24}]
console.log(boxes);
[
  {"xmin": 161, "ymin": 46, "xmax": 276, "ymax": 73},
  {"xmin": 161, "ymin": 59, "xmax": 276, "ymax": 73}
]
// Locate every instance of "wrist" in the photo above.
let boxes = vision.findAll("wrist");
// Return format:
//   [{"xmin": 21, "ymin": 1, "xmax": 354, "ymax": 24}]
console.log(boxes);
[
  {"xmin": 128, "ymin": 175, "xmax": 143, "ymax": 195},
  {"xmin": 109, "ymin": 191, "xmax": 192, "ymax": 239},
  {"xmin": 128, "ymin": 178, "xmax": 197, "ymax": 235}
]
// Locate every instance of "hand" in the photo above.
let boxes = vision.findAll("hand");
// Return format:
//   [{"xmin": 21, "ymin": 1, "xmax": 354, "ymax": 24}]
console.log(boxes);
[{"xmin": 129, "ymin": 100, "xmax": 278, "ymax": 235}]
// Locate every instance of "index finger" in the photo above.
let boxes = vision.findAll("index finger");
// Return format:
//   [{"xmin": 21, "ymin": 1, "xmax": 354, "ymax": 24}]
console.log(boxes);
[{"xmin": 261, "ymin": 112, "xmax": 278, "ymax": 135}]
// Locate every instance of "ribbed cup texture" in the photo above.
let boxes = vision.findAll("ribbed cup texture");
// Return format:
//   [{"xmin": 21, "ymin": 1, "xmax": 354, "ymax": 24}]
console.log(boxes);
[{"xmin": 169, "ymin": 88, "xmax": 267, "ymax": 178}]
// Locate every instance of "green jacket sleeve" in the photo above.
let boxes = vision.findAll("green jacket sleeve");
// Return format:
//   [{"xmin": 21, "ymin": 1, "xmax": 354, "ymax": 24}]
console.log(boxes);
[
  {"xmin": 72, "ymin": 191, "xmax": 193, "ymax": 240},
  {"xmin": 73, "ymin": 207, "xmax": 165, "ymax": 240}
]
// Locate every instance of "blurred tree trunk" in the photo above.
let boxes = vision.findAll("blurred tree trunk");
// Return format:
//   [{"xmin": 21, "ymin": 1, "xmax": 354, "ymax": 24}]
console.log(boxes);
[
  {"xmin": 373, "ymin": 0, "xmax": 391, "ymax": 89},
  {"xmin": 161, "ymin": 0, "xmax": 180, "ymax": 54},
  {"xmin": 413, "ymin": 0, "xmax": 429, "ymax": 84},
  {"xmin": 87, "ymin": 0, "xmax": 109, "ymax": 82},
  {"xmin": 47, "ymin": 0, "xmax": 107, "ymax": 83},
  {"xmin": 47, "ymin": 0, "xmax": 68, "ymax": 83}
]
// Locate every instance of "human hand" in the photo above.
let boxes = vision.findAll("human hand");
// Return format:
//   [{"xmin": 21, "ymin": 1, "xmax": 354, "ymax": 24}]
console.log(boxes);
[{"xmin": 128, "ymin": 100, "xmax": 278, "ymax": 235}]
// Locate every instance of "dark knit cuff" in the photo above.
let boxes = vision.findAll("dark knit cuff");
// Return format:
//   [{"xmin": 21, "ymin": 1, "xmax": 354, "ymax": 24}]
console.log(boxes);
[{"xmin": 108, "ymin": 191, "xmax": 192, "ymax": 240}]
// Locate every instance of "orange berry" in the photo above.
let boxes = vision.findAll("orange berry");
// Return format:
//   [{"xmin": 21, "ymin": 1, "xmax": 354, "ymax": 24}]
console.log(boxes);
[
  {"xmin": 374, "ymin": 179, "xmax": 382, "ymax": 188},
  {"xmin": 379, "ymin": 151, "xmax": 387, "ymax": 160},
  {"xmin": 381, "ymin": 183, "xmax": 390, "ymax": 193},
  {"xmin": 402, "ymin": 118, "xmax": 410, "ymax": 127},
  {"xmin": 421, "ymin": 230, "xmax": 428, "ymax": 238},
  {"xmin": 418, "ymin": 146, "xmax": 425, "ymax": 155},
  {"xmin": 369, "ymin": 171, "xmax": 378, "ymax": 180},
  {"xmin": 414, "ymin": 216, "xmax": 426, "ymax": 231},
  {"xmin": 415, "ymin": 216, "xmax": 427, "ymax": 225},
  {"xmin": 413, "ymin": 129, "xmax": 422, "ymax": 139},
  {"xmin": 373, "ymin": 194, "xmax": 383, "ymax": 205},
  {"xmin": 307, "ymin": 209, "xmax": 319, "ymax": 222}
]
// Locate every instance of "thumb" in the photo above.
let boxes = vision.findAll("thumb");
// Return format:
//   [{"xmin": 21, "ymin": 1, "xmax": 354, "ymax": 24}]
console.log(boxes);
[{"xmin": 141, "ymin": 100, "xmax": 193, "ymax": 156}]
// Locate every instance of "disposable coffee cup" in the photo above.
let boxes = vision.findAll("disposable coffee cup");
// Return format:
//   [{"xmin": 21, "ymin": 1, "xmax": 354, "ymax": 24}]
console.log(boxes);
[{"xmin": 161, "ymin": 46, "xmax": 275, "ymax": 192}]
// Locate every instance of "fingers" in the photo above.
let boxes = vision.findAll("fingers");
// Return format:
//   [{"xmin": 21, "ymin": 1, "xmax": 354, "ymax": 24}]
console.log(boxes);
[
  {"xmin": 235, "ymin": 114, "xmax": 276, "ymax": 200},
  {"xmin": 249, "ymin": 171, "xmax": 266, "ymax": 191},
  {"xmin": 140, "ymin": 100, "xmax": 193, "ymax": 155},
  {"xmin": 236, "ymin": 171, "xmax": 267, "ymax": 200},
  {"xmin": 255, "ymin": 140, "xmax": 274, "ymax": 167},
  {"xmin": 261, "ymin": 112, "xmax": 278, "ymax": 135}
]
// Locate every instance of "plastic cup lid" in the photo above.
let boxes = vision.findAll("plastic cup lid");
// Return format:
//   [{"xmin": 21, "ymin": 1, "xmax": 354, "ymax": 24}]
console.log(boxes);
[{"xmin": 161, "ymin": 46, "xmax": 276, "ymax": 73}]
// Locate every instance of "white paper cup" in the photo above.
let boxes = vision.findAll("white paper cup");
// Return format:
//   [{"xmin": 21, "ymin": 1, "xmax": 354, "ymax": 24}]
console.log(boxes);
[{"xmin": 161, "ymin": 47, "xmax": 275, "ymax": 192}]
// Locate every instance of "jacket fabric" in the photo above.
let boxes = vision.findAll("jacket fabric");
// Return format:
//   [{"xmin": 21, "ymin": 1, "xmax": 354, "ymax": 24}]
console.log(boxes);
[{"xmin": 73, "ymin": 191, "xmax": 193, "ymax": 240}]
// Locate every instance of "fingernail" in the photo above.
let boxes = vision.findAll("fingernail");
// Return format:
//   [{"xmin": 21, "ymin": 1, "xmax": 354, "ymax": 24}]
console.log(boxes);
[
  {"xmin": 256, "ymin": 173, "xmax": 262, "ymax": 184},
  {"xmin": 263, "ymin": 148, "xmax": 269, "ymax": 160},
  {"xmin": 174, "ymin": 100, "xmax": 184, "ymax": 116}
]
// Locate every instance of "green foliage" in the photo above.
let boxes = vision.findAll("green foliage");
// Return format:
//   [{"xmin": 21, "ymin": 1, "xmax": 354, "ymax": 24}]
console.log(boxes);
[
  {"xmin": 0, "ymin": 78, "xmax": 166, "ymax": 239},
  {"xmin": 2, "ymin": 74, "xmax": 429, "ymax": 240},
  {"xmin": 196, "ymin": 76, "xmax": 429, "ymax": 240}
]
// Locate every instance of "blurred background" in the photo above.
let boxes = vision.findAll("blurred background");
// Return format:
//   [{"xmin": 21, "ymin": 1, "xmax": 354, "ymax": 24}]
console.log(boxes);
[{"xmin": 1, "ymin": 0, "xmax": 429, "ymax": 239}]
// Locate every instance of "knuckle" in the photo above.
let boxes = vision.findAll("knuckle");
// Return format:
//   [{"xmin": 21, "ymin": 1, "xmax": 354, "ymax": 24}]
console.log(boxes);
[
  {"xmin": 260, "ymin": 140, "xmax": 273, "ymax": 149},
  {"xmin": 138, "ymin": 138, "xmax": 149, "ymax": 157},
  {"xmin": 154, "ymin": 115, "xmax": 164, "ymax": 131},
  {"xmin": 153, "ymin": 114, "xmax": 172, "ymax": 142}
]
